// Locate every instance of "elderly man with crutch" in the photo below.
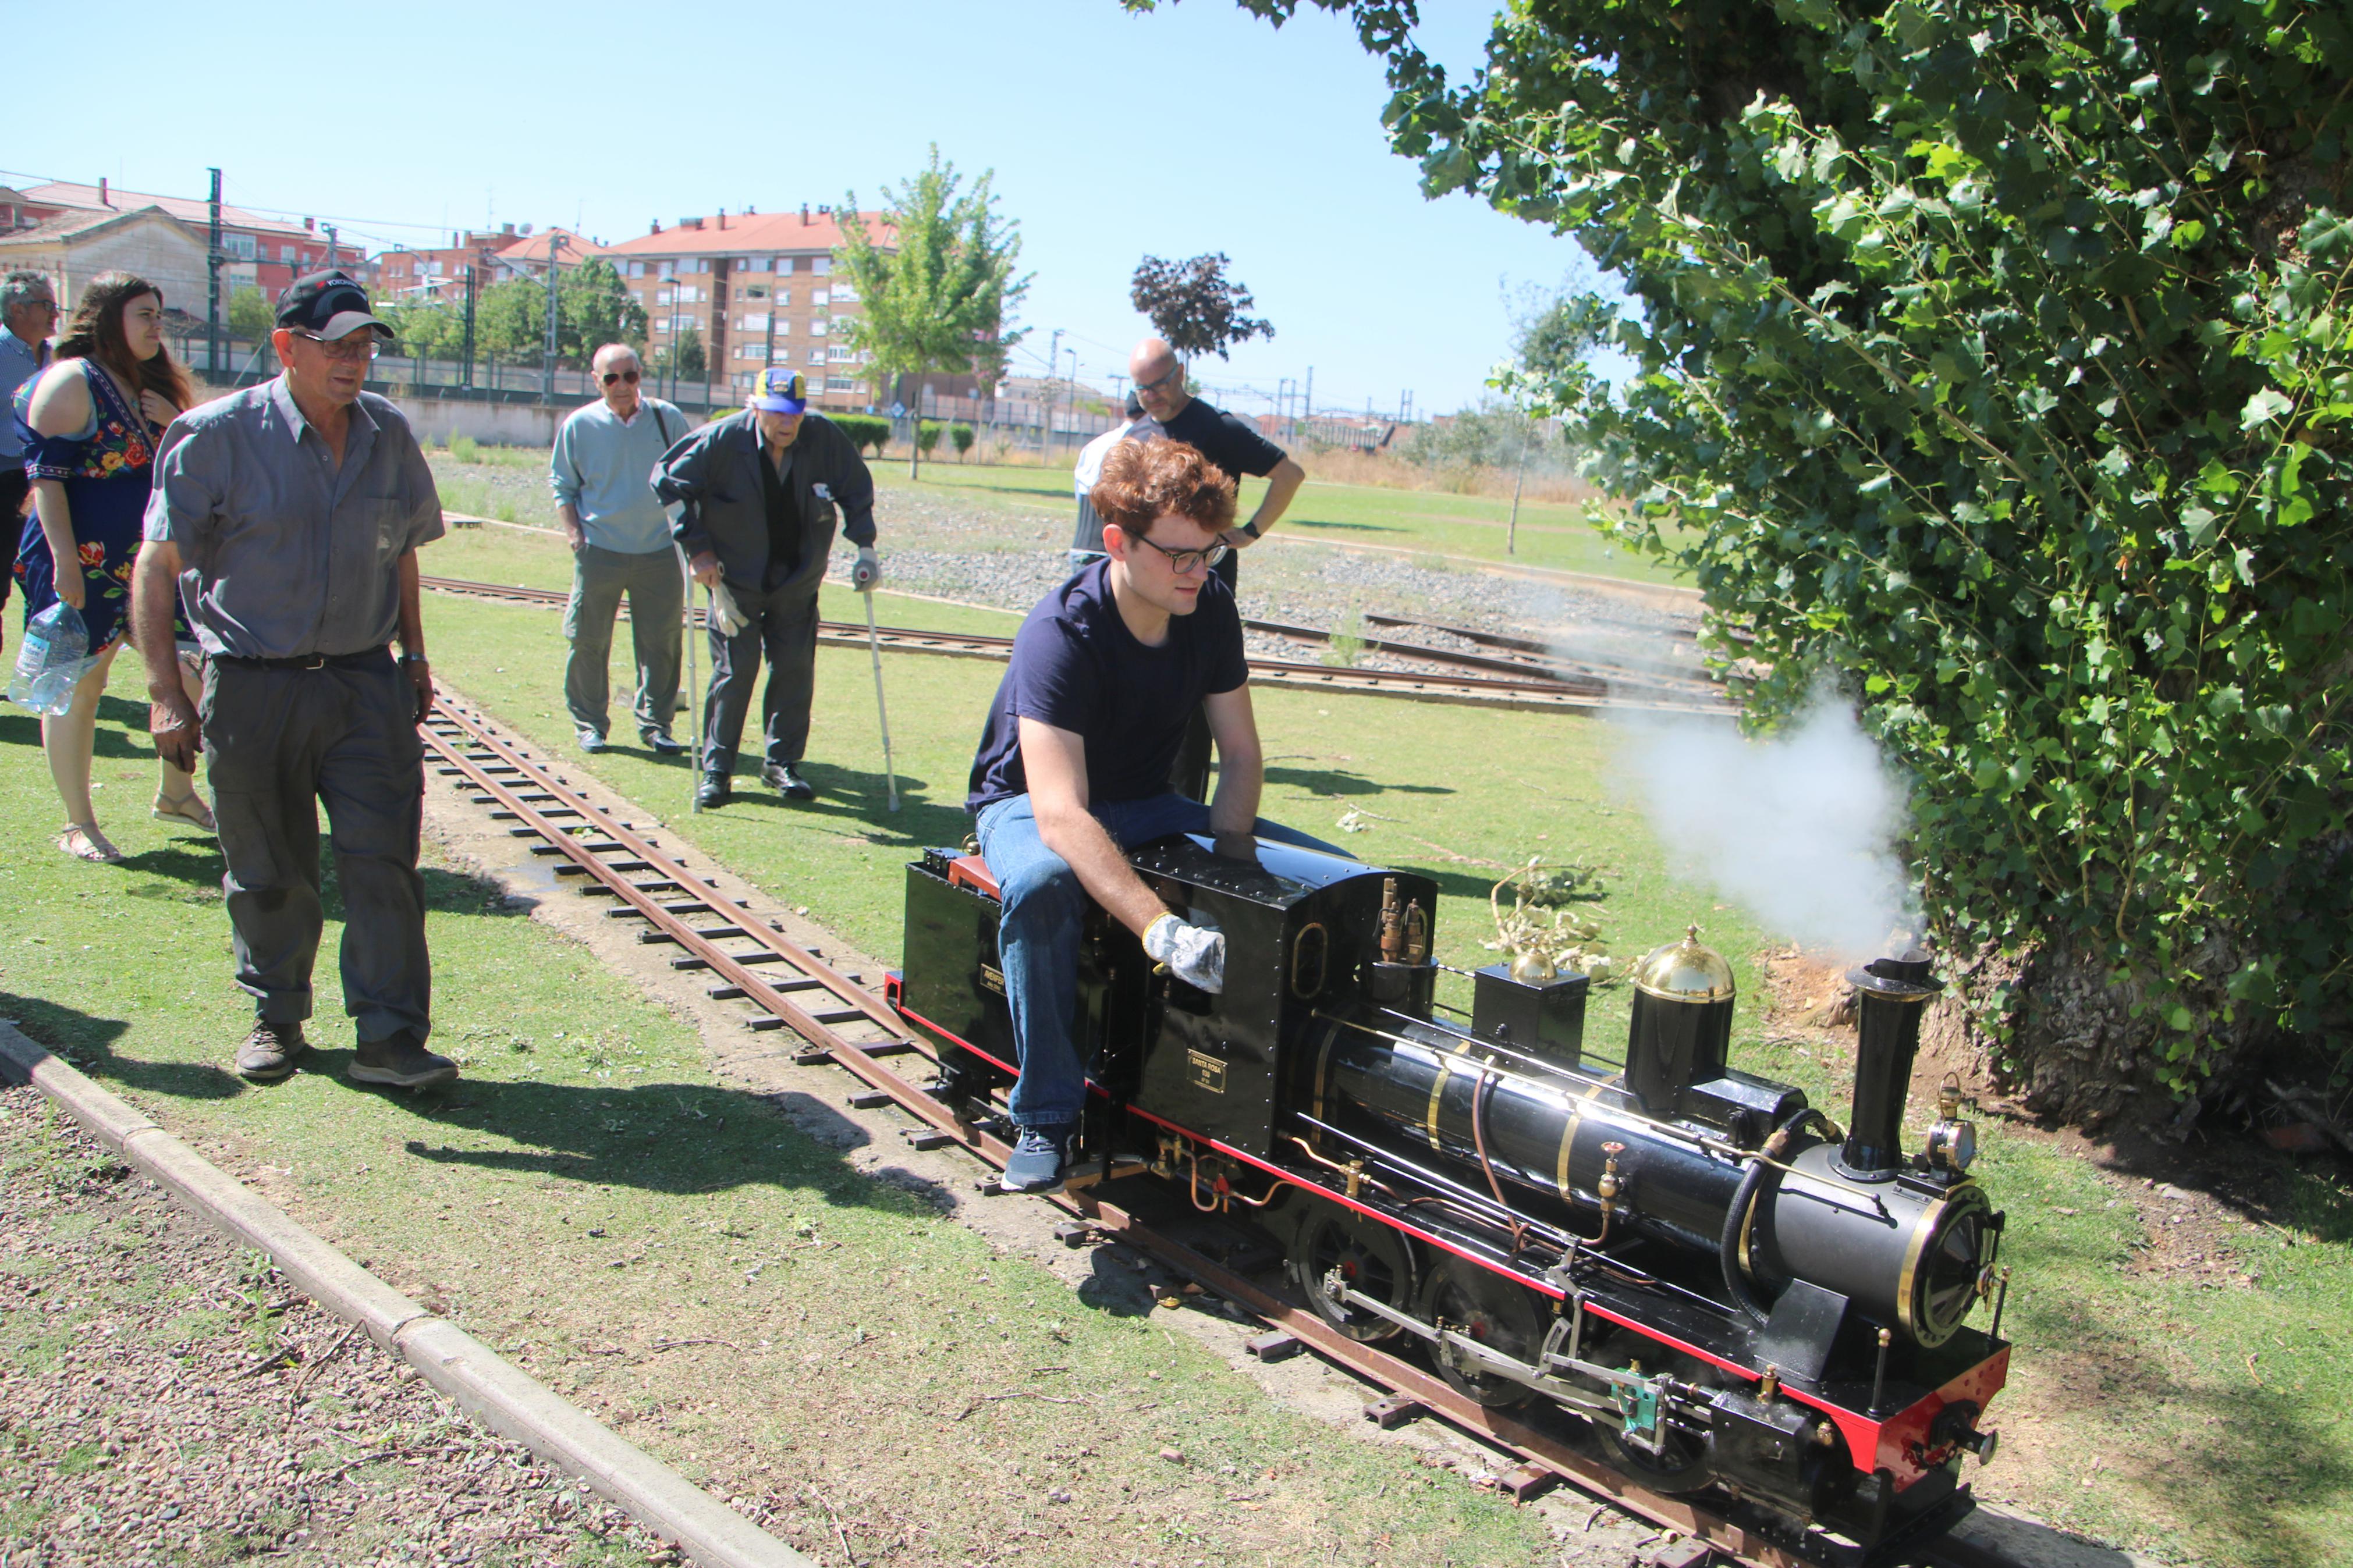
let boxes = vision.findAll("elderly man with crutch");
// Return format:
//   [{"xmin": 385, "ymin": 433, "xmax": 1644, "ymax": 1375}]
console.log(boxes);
[{"xmin": 653, "ymin": 368, "xmax": 881, "ymax": 808}]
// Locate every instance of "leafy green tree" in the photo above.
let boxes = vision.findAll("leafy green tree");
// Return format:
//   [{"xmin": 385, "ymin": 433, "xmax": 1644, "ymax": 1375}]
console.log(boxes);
[
  {"xmin": 225, "ymin": 286, "xmax": 272, "ymax": 345},
  {"xmin": 377, "ymin": 297, "xmax": 466, "ymax": 364},
  {"xmin": 669, "ymin": 325, "xmax": 706, "ymax": 383},
  {"xmin": 1199, "ymin": 0, "xmax": 2353, "ymax": 1118},
  {"xmin": 474, "ymin": 278, "xmax": 545, "ymax": 365},
  {"xmin": 1129, "ymin": 253, "xmax": 1276, "ymax": 360},
  {"xmin": 836, "ymin": 145, "xmax": 1030, "ymax": 478},
  {"xmin": 559, "ymin": 258, "xmax": 647, "ymax": 362},
  {"xmin": 951, "ymin": 422, "xmax": 975, "ymax": 461}
]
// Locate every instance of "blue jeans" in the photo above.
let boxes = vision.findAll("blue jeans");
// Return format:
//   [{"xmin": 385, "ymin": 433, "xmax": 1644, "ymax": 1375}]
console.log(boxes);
[{"xmin": 973, "ymin": 792, "xmax": 1343, "ymax": 1129}]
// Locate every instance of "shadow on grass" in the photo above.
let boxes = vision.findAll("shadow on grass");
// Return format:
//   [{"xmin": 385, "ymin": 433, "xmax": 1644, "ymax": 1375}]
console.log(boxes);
[
  {"xmin": 380, "ymin": 1072, "xmax": 963, "ymax": 1224},
  {"xmin": 1287, "ymin": 518, "xmax": 1404, "ymax": 535},
  {"xmin": 0, "ymin": 697, "xmax": 165, "ymax": 763},
  {"xmin": 2, "ymin": 993, "xmax": 244, "ymax": 1103},
  {"xmin": 1265, "ymin": 765, "xmax": 1453, "ymax": 800},
  {"xmin": 707, "ymin": 760, "xmax": 969, "ymax": 850},
  {"xmin": 2013, "ymin": 1284, "xmax": 2353, "ymax": 1567}
]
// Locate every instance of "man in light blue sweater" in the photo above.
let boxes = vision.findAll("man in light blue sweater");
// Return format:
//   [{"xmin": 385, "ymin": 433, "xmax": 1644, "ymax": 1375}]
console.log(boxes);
[{"xmin": 550, "ymin": 343, "xmax": 693, "ymax": 753}]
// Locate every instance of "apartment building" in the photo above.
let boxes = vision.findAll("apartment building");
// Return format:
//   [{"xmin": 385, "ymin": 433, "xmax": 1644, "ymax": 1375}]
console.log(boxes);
[
  {"xmin": 10, "ymin": 179, "xmax": 353, "ymax": 300},
  {"xmin": 603, "ymin": 205, "xmax": 982, "ymax": 411}
]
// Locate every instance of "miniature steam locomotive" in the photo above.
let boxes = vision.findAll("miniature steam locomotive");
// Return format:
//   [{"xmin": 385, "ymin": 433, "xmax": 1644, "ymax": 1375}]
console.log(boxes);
[{"xmin": 887, "ymin": 832, "xmax": 2009, "ymax": 1558}]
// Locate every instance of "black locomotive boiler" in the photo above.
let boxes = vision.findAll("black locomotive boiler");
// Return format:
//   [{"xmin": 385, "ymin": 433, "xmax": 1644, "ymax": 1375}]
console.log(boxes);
[{"xmin": 887, "ymin": 831, "xmax": 2010, "ymax": 1558}]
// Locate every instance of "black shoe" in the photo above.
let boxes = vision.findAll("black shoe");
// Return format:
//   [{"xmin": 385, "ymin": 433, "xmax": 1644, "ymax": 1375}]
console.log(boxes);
[
  {"xmin": 696, "ymin": 773, "xmax": 732, "ymax": 809},
  {"xmin": 761, "ymin": 761, "xmax": 817, "ymax": 800},
  {"xmin": 641, "ymin": 732, "xmax": 687, "ymax": 756},
  {"xmin": 348, "ymin": 1029, "xmax": 458, "ymax": 1089},
  {"xmin": 235, "ymin": 1021, "xmax": 309, "ymax": 1083}
]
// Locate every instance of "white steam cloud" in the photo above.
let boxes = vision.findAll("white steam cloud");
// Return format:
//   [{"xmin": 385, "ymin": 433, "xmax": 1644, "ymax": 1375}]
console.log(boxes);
[{"xmin": 1616, "ymin": 693, "xmax": 1919, "ymax": 961}]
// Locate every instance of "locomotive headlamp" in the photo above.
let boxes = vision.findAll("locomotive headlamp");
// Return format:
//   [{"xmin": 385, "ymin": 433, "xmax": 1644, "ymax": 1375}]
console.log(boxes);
[
  {"xmin": 1924, "ymin": 1117, "xmax": 1978, "ymax": 1174},
  {"xmin": 1923, "ymin": 1076, "xmax": 1977, "ymax": 1173}
]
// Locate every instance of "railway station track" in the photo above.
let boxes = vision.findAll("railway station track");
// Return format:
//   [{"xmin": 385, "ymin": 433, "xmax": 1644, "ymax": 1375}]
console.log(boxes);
[
  {"xmin": 418, "ymin": 697, "xmax": 2006, "ymax": 1568},
  {"xmin": 418, "ymin": 575, "xmax": 1731, "ymax": 717}
]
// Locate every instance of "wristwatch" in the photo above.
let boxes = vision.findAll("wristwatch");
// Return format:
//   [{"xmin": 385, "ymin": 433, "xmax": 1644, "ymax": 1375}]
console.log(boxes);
[
  {"xmin": 400, "ymin": 653, "xmax": 430, "ymax": 666},
  {"xmin": 1234, "ymin": 521, "xmax": 1261, "ymax": 541}
]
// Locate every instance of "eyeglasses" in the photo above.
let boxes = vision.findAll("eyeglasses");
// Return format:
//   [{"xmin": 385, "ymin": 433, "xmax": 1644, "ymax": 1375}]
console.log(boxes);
[
  {"xmin": 292, "ymin": 330, "xmax": 380, "ymax": 363},
  {"xmin": 1131, "ymin": 533, "xmax": 1229, "ymax": 575},
  {"xmin": 602, "ymin": 368, "xmax": 641, "ymax": 386},
  {"xmin": 1134, "ymin": 362, "xmax": 1183, "ymax": 394}
]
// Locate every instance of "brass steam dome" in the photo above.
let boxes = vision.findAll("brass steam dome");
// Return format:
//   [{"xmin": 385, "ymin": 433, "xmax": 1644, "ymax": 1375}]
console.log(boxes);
[{"xmin": 1632, "ymin": 925, "xmax": 1736, "ymax": 1002}]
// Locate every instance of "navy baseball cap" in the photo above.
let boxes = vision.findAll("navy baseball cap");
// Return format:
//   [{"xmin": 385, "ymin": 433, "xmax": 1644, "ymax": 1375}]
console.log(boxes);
[
  {"xmin": 750, "ymin": 368, "xmax": 808, "ymax": 414},
  {"xmin": 276, "ymin": 270, "xmax": 393, "ymax": 340}
]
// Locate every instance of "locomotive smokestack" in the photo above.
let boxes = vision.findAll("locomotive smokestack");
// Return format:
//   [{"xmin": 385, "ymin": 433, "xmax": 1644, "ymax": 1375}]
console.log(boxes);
[{"xmin": 1837, "ymin": 949, "xmax": 1942, "ymax": 1180}]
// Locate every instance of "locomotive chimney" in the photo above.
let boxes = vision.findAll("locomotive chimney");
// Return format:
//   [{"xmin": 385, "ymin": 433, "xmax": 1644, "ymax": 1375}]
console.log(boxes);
[{"xmin": 1837, "ymin": 948, "xmax": 1942, "ymax": 1181}]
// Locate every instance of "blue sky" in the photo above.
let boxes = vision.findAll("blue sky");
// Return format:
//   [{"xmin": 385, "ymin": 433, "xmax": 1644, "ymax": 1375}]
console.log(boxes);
[{"xmin": 3, "ymin": 1, "xmax": 1598, "ymax": 418}]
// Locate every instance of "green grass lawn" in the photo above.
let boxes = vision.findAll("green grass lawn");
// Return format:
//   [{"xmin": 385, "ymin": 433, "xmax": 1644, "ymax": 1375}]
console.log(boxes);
[
  {"xmin": 3, "ymin": 577, "xmax": 2349, "ymax": 1566},
  {"xmin": 879, "ymin": 461, "xmax": 1689, "ymax": 586}
]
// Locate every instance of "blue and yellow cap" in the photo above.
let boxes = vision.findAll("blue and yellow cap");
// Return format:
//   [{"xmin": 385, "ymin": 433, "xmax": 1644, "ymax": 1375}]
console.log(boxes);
[{"xmin": 750, "ymin": 368, "xmax": 808, "ymax": 414}]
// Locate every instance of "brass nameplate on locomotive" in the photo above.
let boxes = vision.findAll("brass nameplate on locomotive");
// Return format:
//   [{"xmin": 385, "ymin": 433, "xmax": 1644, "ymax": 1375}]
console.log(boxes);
[
  {"xmin": 979, "ymin": 963, "xmax": 1005, "ymax": 995},
  {"xmin": 1187, "ymin": 1050, "xmax": 1227, "ymax": 1094}
]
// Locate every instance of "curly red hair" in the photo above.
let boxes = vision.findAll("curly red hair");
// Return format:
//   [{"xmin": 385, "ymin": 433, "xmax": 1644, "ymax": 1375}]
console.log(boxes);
[{"xmin": 1091, "ymin": 440, "xmax": 1236, "ymax": 539}]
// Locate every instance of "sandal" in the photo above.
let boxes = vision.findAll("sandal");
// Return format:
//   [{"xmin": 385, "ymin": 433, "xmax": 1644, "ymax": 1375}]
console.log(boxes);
[
  {"xmin": 153, "ymin": 787, "xmax": 217, "ymax": 831},
  {"xmin": 57, "ymin": 823, "xmax": 123, "ymax": 863}
]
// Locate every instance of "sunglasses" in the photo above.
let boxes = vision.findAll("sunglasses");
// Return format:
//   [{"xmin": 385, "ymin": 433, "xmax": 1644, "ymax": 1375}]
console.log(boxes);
[
  {"xmin": 292, "ymin": 329, "xmax": 380, "ymax": 362},
  {"xmin": 1131, "ymin": 533, "xmax": 1230, "ymax": 575},
  {"xmin": 1134, "ymin": 362, "xmax": 1184, "ymax": 394},
  {"xmin": 602, "ymin": 368, "xmax": 641, "ymax": 386}
]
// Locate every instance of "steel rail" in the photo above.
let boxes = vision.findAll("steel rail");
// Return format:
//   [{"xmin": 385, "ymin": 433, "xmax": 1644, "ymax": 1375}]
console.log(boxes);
[
  {"xmin": 417, "ymin": 574, "xmax": 1733, "ymax": 717},
  {"xmin": 413, "ymin": 698, "xmax": 2004, "ymax": 1568}
]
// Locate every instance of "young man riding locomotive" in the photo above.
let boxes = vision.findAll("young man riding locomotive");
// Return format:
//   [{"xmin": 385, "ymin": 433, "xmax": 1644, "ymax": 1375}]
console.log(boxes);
[{"xmin": 964, "ymin": 439, "xmax": 1341, "ymax": 1192}]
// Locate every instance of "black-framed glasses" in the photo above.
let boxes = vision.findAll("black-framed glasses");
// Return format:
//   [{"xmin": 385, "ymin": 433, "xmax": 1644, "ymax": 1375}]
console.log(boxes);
[
  {"xmin": 292, "ymin": 330, "xmax": 380, "ymax": 363},
  {"xmin": 1134, "ymin": 362, "xmax": 1183, "ymax": 394},
  {"xmin": 1131, "ymin": 533, "xmax": 1229, "ymax": 575},
  {"xmin": 602, "ymin": 368, "xmax": 641, "ymax": 386}
]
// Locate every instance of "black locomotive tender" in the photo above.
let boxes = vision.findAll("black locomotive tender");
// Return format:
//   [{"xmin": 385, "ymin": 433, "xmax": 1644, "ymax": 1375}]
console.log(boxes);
[{"xmin": 888, "ymin": 830, "xmax": 2010, "ymax": 1558}]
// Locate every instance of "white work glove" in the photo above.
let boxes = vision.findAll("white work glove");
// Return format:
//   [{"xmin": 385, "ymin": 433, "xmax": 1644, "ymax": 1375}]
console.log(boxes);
[
  {"xmin": 708, "ymin": 579, "xmax": 749, "ymax": 637},
  {"xmin": 1144, "ymin": 912, "xmax": 1225, "ymax": 994},
  {"xmin": 852, "ymin": 546, "xmax": 882, "ymax": 593}
]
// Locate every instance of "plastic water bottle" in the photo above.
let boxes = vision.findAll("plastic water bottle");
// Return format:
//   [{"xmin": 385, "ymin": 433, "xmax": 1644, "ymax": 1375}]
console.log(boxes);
[{"xmin": 8, "ymin": 601, "xmax": 90, "ymax": 716}]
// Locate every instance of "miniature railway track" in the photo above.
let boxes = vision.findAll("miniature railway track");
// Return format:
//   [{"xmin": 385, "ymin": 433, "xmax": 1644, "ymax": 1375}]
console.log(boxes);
[
  {"xmin": 418, "ymin": 574, "xmax": 1732, "ymax": 717},
  {"xmin": 417, "ymin": 696, "xmax": 2001, "ymax": 1568}
]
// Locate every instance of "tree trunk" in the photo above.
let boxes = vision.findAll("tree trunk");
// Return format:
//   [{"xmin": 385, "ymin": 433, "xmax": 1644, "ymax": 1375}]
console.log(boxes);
[{"xmin": 1926, "ymin": 933, "xmax": 2286, "ymax": 1132}]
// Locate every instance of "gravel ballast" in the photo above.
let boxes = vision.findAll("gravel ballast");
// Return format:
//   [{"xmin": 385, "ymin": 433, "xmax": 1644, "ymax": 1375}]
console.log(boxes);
[{"xmin": 0, "ymin": 1085, "xmax": 670, "ymax": 1566}]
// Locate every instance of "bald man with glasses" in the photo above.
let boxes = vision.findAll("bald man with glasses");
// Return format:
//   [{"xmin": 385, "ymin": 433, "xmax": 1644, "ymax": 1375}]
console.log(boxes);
[
  {"xmin": 0, "ymin": 271, "xmax": 58, "ymax": 635},
  {"xmin": 550, "ymin": 343, "xmax": 689, "ymax": 754},
  {"xmin": 134, "ymin": 271, "xmax": 457, "ymax": 1091}
]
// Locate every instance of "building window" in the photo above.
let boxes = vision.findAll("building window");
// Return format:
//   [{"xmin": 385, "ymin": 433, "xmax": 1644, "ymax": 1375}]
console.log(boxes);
[
  {"xmin": 774, "ymin": 289, "xmax": 790, "ymax": 307},
  {"xmin": 809, "ymin": 349, "xmax": 826, "ymax": 365},
  {"xmin": 736, "ymin": 313, "xmax": 768, "ymax": 331},
  {"xmin": 772, "ymin": 317, "xmax": 792, "ymax": 335},
  {"xmin": 812, "ymin": 289, "xmax": 829, "ymax": 308},
  {"xmin": 810, "ymin": 317, "xmax": 828, "ymax": 336},
  {"xmin": 826, "ymin": 375, "xmax": 861, "ymax": 392},
  {"xmin": 811, "ymin": 257, "xmax": 830, "ymax": 276},
  {"xmin": 655, "ymin": 289, "xmax": 672, "ymax": 305},
  {"xmin": 656, "ymin": 261, "xmax": 673, "ymax": 279},
  {"xmin": 225, "ymin": 234, "xmax": 258, "ymax": 261},
  {"xmin": 831, "ymin": 280, "xmax": 859, "ymax": 304},
  {"xmin": 741, "ymin": 283, "xmax": 767, "ymax": 301},
  {"xmin": 627, "ymin": 261, "xmax": 645, "ymax": 278}
]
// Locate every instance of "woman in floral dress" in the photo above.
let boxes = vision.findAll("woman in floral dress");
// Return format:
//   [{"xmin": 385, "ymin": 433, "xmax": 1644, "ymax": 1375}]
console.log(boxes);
[{"xmin": 15, "ymin": 272, "xmax": 207, "ymax": 862}]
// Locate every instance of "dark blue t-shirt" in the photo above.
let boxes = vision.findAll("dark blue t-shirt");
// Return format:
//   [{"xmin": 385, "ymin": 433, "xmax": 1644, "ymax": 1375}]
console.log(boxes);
[{"xmin": 967, "ymin": 559, "xmax": 1248, "ymax": 812}]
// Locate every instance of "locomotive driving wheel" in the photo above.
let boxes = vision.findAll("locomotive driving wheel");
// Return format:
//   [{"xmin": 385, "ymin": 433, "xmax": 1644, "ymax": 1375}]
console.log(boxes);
[
  {"xmin": 1415, "ymin": 1257, "xmax": 1543, "ymax": 1408},
  {"xmin": 1593, "ymin": 1334, "xmax": 1719, "ymax": 1494},
  {"xmin": 1290, "ymin": 1202, "xmax": 1419, "ymax": 1343}
]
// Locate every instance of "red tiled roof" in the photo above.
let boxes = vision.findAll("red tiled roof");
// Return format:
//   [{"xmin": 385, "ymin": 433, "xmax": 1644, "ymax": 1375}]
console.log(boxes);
[
  {"xmin": 491, "ymin": 227, "xmax": 605, "ymax": 264},
  {"xmin": 601, "ymin": 209, "xmax": 894, "ymax": 258},
  {"xmin": 0, "ymin": 204, "xmax": 194, "ymax": 248},
  {"xmin": 17, "ymin": 181, "xmax": 313, "ymax": 239}
]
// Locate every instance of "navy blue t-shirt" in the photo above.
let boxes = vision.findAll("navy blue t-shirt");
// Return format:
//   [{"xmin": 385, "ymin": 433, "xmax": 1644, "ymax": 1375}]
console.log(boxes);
[{"xmin": 967, "ymin": 559, "xmax": 1249, "ymax": 812}]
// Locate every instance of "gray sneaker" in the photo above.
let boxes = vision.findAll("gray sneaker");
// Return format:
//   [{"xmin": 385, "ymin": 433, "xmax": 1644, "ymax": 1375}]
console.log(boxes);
[
  {"xmin": 235, "ymin": 1021, "xmax": 309, "ymax": 1083},
  {"xmin": 349, "ymin": 1029, "xmax": 459, "ymax": 1089}
]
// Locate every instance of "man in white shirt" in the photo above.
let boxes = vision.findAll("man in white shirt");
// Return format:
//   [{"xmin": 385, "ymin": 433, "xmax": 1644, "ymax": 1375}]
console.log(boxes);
[{"xmin": 549, "ymin": 343, "xmax": 691, "ymax": 753}]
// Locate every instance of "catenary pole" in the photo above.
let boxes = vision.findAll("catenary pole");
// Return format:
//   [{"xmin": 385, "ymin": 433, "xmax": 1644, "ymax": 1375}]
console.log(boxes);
[
  {"xmin": 542, "ymin": 230, "xmax": 560, "ymax": 399},
  {"xmin": 205, "ymin": 168, "xmax": 222, "ymax": 378}
]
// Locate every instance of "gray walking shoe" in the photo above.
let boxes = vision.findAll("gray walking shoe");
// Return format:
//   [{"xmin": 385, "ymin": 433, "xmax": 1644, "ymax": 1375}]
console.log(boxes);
[
  {"xmin": 349, "ymin": 1029, "xmax": 459, "ymax": 1089},
  {"xmin": 235, "ymin": 1021, "xmax": 309, "ymax": 1083}
]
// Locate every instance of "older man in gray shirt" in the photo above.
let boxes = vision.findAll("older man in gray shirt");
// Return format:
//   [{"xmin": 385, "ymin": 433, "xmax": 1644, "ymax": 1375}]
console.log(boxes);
[
  {"xmin": 133, "ymin": 271, "xmax": 456, "ymax": 1090},
  {"xmin": 551, "ymin": 342, "xmax": 689, "ymax": 754}
]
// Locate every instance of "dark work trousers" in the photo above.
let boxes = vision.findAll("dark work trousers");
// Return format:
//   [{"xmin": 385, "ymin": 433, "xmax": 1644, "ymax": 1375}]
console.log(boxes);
[
  {"xmin": 563, "ymin": 543, "xmax": 684, "ymax": 741},
  {"xmin": 700, "ymin": 581, "xmax": 821, "ymax": 776},
  {"xmin": 201, "ymin": 654, "xmax": 431, "ymax": 1045}
]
